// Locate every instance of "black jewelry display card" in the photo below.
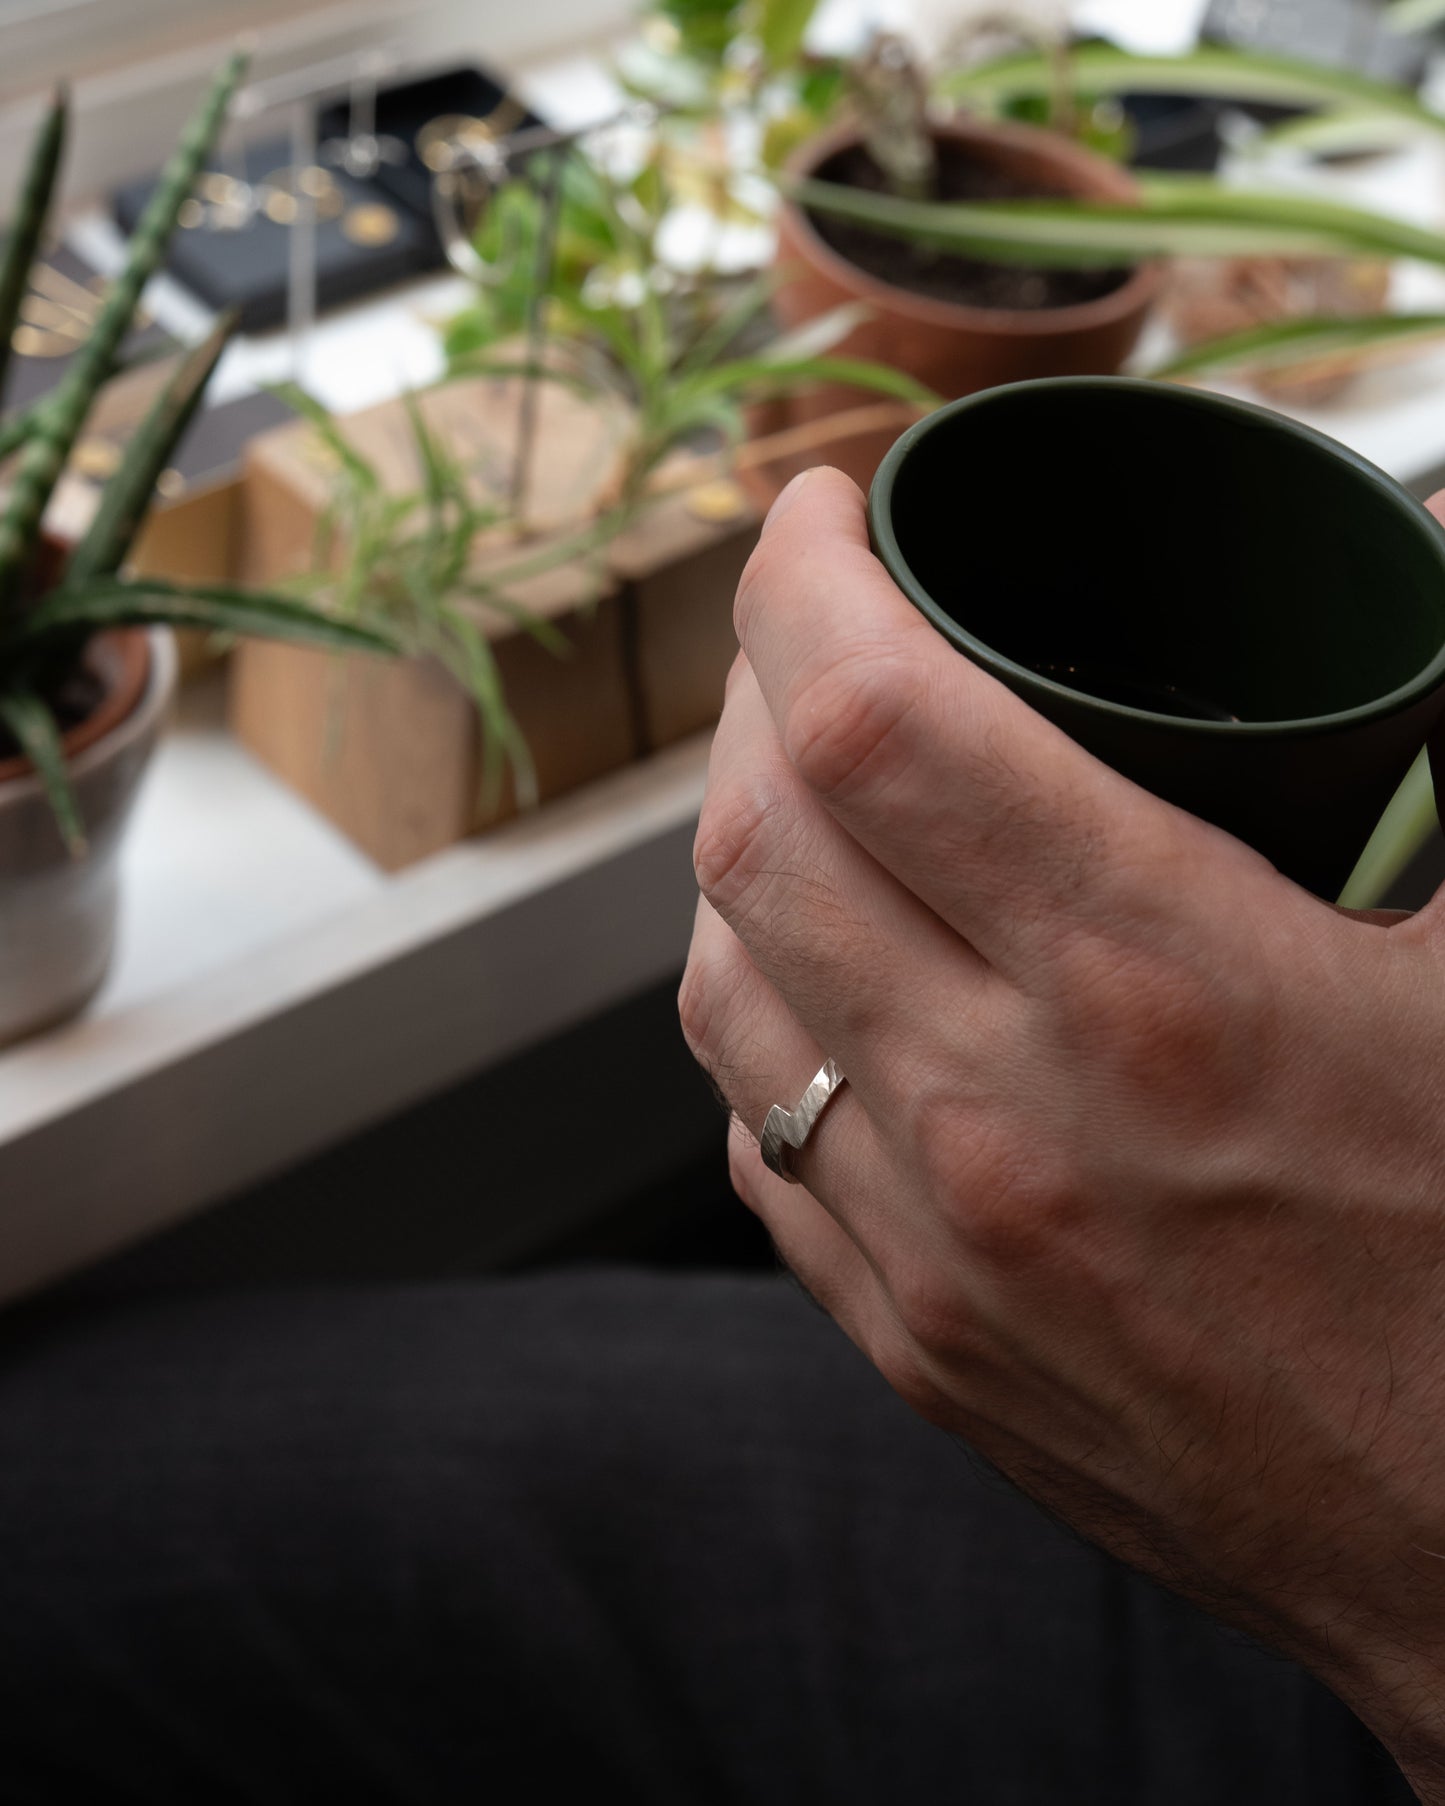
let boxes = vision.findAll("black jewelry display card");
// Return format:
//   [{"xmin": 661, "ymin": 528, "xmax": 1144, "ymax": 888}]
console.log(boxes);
[
  {"xmin": 111, "ymin": 65, "xmax": 544, "ymax": 334},
  {"xmin": 112, "ymin": 138, "xmax": 436, "ymax": 334},
  {"xmin": 317, "ymin": 65, "xmax": 544, "ymax": 261}
]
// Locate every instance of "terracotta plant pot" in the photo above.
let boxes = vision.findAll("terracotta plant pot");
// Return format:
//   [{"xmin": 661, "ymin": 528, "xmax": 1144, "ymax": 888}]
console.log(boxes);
[
  {"xmin": 0, "ymin": 627, "xmax": 175, "ymax": 1046},
  {"xmin": 760, "ymin": 116, "xmax": 1165, "ymax": 495}
]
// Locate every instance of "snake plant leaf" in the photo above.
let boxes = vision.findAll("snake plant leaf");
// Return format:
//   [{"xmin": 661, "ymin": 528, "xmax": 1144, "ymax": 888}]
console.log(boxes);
[
  {"xmin": 14, "ymin": 576, "xmax": 398, "ymax": 655},
  {"xmin": 0, "ymin": 686, "xmax": 83, "ymax": 854},
  {"xmin": 942, "ymin": 42, "xmax": 1445, "ymax": 141},
  {"xmin": 0, "ymin": 51, "xmax": 246, "ymax": 620},
  {"xmin": 1152, "ymin": 311, "xmax": 1445, "ymax": 379},
  {"xmin": 0, "ymin": 395, "xmax": 46, "ymax": 466},
  {"xmin": 1384, "ymin": 0, "xmax": 1445, "ymax": 32},
  {"xmin": 67, "ymin": 312, "xmax": 236, "ymax": 587},
  {"xmin": 786, "ymin": 173, "xmax": 1445, "ymax": 269},
  {"xmin": 0, "ymin": 87, "xmax": 67, "ymax": 409}
]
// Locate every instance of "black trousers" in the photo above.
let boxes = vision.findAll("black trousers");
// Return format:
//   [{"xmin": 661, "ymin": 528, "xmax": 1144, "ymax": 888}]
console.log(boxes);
[{"xmin": 0, "ymin": 1272, "xmax": 1414, "ymax": 1804}]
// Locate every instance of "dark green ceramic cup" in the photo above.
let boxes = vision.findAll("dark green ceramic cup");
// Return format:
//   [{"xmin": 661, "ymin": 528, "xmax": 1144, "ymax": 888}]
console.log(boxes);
[{"xmin": 867, "ymin": 377, "xmax": 1445, "ymax": 899}]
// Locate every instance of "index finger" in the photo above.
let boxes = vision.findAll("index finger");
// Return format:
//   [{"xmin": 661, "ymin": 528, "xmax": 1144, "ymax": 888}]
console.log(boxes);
[{"xmin": 734, "ymin": 468, "xmax": 1259, "ymax": 975}]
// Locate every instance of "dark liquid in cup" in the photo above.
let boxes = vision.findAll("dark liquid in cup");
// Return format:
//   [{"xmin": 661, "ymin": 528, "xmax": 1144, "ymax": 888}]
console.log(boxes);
[{"xmin": 1032, "ymin": 662, "xmax": 1240, "ymax": 723}]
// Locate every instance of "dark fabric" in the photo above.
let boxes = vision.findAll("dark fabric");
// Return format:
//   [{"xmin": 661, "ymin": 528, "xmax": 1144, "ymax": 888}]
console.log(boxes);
[{"xmin": 0, "ymin": 1271, "xmax": 1413, "ymax": 1804}]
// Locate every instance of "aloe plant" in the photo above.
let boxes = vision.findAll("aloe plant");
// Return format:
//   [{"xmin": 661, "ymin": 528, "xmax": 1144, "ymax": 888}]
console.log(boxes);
[{"xmin": 0, "ymin": 57, "xmax": 393, "ymax": 854}]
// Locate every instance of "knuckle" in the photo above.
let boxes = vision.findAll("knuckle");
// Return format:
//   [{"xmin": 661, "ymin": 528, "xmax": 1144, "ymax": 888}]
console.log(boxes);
[
  {"xmin": 888, "ymin": 1260, "xmax": 970, "ymax": 1364},
  {"xmin": 1051, "ymin": 933, "xmax": 1261, "ymax": 1121},
  {"xmin": 913, "ymin": 1101, "xmax": 1081, "ymax": 1267},
  {"xmin": 676, "ymin": 958, "xmax": 716, "ymax": 1065},
  {"xmin": 783, "ymin": 646, "xmax": 921, "ymax": 803},
  {"xmin": 693, "ymin": 776, "xmax": 784, "ymax": 913},
  {"xmin": 733, "ymin": 537, "xmax": 778, "ymax": 646},
  {"xmin": 727, "ymin": 1125, "xmax": 760, "ymax": 1210}
]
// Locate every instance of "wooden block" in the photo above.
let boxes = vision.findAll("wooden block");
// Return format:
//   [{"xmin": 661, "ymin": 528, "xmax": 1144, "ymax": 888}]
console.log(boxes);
[
  {"xmin": 229, "ymin": 375, "xmax": 640, "ymax": 871},
  {"xmin": 610, "ymin": 480, "xmax": 761, "ymax": 752}
]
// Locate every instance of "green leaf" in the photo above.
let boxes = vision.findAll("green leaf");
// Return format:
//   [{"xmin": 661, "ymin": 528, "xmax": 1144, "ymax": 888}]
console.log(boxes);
[
  {"xmin": 267, "ymin": 382, "xmax": 380, "ymax": 494},
  {"xmin": 13, "ymin": 577, "xmax": 399, "ymax": 654},
  {"xmin": 457, "ymin": 583, "xmax": 573, "ymax": 656},
  {"xmin": 1338, "ymin": 747, "xmax": 1439, "ymax": 908},
  {"xmin": 1151, "ymin": 311, "xmax": 1445, "ymax": 379},
  {"xmin": 684, "ymin": 350, "xmax": 938, "ymax": 405},
  {"xmin": 786, "ymin": 173, "xmax": 1445, "ymax": 270},
  {"xmin": 943, "ymin": 41, "xmax": 1445, "ymax": 140},
  {"xmin": 0, "ymin": 52, "xmax": 246, "ymax": 621},
  {"xmin": 0, "ymin": 396, "xmax": 46, "ymax": 465},
  {"xmin": 0, "ymin": 686, "xmax": 83, "ymax": 854},
  {"xmin": 1241, "ymin": 107, "xmax": 1424, "ymax": 159},
  {"xmin": 1384, "ymin": 0, "xmax": 1445, "ymax": 33},
  {"xmin": 754, "ymin": 0, "xmax": 818, "ymax": 70},
  {"xmin": 68, "ymin": 312, "xmax": 235, "ymax": 585},
  {"xmin": 0, "ymin": 87, "xmax": 67, "ymax": 409},
  {"xmin": 675, "ymin": 272, "xmax": 778, "ymax": 378}
]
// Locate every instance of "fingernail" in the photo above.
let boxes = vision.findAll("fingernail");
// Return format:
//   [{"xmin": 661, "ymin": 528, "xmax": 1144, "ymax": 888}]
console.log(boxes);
[{"xmin": 764, "ymin": 469, "xmax": 812, "ymax": 530}]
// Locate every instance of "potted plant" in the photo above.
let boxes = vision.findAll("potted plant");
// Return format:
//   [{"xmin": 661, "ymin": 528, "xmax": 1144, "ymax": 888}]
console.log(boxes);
[
  {"xmin": 0, "ymin": 59, "xmax": 392, "ymax": 1046},
  {"xmin": 766, "ymin": 33, "xmax": 1163, "ymax": 491},
  {"xmin": 227, "ymin": 134, "xmax": 932, "ymax": 871}
]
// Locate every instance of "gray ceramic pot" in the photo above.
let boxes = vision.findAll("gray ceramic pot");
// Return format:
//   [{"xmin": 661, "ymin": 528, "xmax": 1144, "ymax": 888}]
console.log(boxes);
[{"xmin": 0, "ymin": 628, "xmax": 175, "ymax": 1047}]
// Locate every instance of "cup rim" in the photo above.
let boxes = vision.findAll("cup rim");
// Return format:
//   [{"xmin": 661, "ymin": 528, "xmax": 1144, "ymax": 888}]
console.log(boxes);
[{"xmin": 867, "ymin": 376, "xmax": 1445, "ymax": 739}]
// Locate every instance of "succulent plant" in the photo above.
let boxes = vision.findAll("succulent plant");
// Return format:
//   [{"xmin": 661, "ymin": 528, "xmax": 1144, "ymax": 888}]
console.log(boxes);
[{"xmin": 0, "ymin": 53, "xmax": 393, "ymax": 853}]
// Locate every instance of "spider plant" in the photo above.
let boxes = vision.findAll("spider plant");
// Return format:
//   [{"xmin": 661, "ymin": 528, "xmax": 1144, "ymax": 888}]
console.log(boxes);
[
  {"xmin": 785, "ymin": 170, "xmax": 1445, "ymax": 272},
  {"xmin": 0, "ymin": 57, "xmax": 393, "ymax": 855},
  {"xmin": 273, "ymin": 382, "xmax": 584, "ymax": 813},
  {"xmin": 942, "ymin": 36, "xmax": 1445, "ymax": 161},
  {"xmin": 444, "ymin": 138, "xmax": 937, "ymax": 512}
]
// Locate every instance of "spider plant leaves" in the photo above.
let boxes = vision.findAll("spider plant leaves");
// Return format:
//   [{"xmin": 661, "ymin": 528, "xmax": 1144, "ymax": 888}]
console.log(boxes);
[
  {"xmin": 943, "ymin": 41, "xmax": 1445, "ymax": 141},
  {"xmin": 686, "ymin": 349, "xmax": 937, "ymax": 406},
  {"xmin": 0, "ymin": 51, "xmax": 247, "ymax": 618},
  {"xmin": 786, "ymin": 172, "xmax": 1445, "ymax": 269},
  {"xmin": 1152, "ymin": 311, "xmax": 1445, "ymax": 379},
  {"xmin": 67, "ymin": 312, "xmax": 236, "ymax": 586},
  {"xmin": 1240, "ymin": 108, "xmax": 1426, "ymax": 159},
  {"xmin": 1384, "ymin": 0, "xmax": 1445, "ymax": 32},
  {"xmin": 14, "ymin": 576, "xmax": 398, "ymax": 655},
  {"xmin": 458, "ymin": 583, "xmax": 573, "ymax": 656},
  {"xmin": 268, "ymin": 381, "xmax": 381, "ymax": 493},
  {"xmin": 0, "ymin": 686, "xmax": 83, "ymax": 854},
  {"xmin": 755, "ymin": 0, "xmax": 820, "ymax": 71},
  {"xmin": 0, "ymin": 87, "xmax": 67, "ymax": 410}
]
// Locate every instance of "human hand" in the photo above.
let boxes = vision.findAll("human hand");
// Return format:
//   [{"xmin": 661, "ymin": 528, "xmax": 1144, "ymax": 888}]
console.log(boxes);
[{"xmin": 680, "ymin": 469, "xmax": 1445, "ymax": 1800}]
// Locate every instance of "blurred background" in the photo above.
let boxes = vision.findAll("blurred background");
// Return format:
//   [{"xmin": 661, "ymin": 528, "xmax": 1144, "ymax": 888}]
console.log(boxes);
[{"xmin": 2, "ymin": 0, "xmax": 1444, "ymax": 1309}]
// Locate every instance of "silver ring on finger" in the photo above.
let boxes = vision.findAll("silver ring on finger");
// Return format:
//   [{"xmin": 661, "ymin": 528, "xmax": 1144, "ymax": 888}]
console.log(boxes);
[{"xmin": 760, "ymin": 1059, "xmax": 847, "ymax": 1185}]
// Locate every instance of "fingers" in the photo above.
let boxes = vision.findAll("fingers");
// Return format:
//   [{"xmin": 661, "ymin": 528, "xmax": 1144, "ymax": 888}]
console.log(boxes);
[
  {"xmin": 681, "ymin": 893, "xmax": 885, "ymax": 1235},
  {"xmin": 695, "ymin": 654, "xmax": 1000, "ymax": 1095},
  {"xmin": 726, "ymin": 1114, "xmax": 883, "ymax": 1321},
  {"xmin": 735, "ymin": 467, "xmax": 1257, "ymax": 977}
]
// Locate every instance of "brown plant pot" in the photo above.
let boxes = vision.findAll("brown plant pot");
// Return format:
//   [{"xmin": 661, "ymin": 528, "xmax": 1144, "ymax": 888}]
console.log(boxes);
[
  {"xmin": 758, "ymin": 116, "xmax": 1165, "ymax": 497},
  {"xmin": 0, "ymin": 627, "xmax": 176, "ymax": 1047}
]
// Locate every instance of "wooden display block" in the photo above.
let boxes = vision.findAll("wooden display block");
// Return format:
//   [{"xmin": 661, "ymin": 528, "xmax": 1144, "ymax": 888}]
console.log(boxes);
[
  {"xmin": 229, "ymin": 372, "xmax": 639, "ymax": 872},
  {"xmin": 608, "ymin": 487, "xmax": 758, "ymax": 751}
]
